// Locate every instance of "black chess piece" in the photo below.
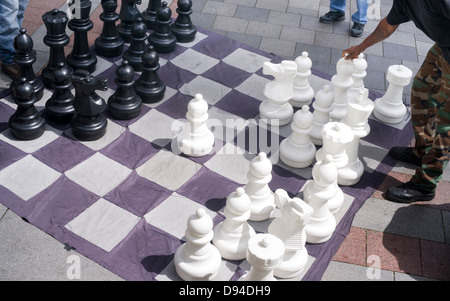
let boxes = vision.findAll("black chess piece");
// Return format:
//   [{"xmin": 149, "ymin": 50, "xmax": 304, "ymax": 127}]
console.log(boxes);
[
  {"xmin": 122, "ymin": 17, "xmax": 147, "ymax": 72},
  {"xmin": 171, "ymin": 0, "xmax": 196, "ymax": 43},
  {"xmin": 9, "ymin": 77, "xmax": 46, "ymax": 141},
  {"xmin": 117, "ymin": 0, "xmax": 142, "ymax": 43},
  {"xmin": 71, "ymin": 70, "xmax": 108, "ymax": 141},
  {"xmin": 66, "ymin": 0, "xmax": 97, "ymax": 73},
  {"xmin": 135, "ymin": 45, "xmax": 165, "ymax": 103},
  {"xmin": 108, "ymin": 59, "xmax": 142, "ymax": 120},
  {"xmin": 45, "ymin": 62, "xmax": 75, "ymax": 124},
  {"xmin": 95, "ymin": 0, "xmax": 124, "ymax": 57},
  {"xmin": 141, "ymin": 0, "xmax": 161, "ymax": 29},
  {"xmin": 41, "ymin": 9, "xmax": 72, "ymax": 89},
  {"xmin": 148, "ymin": 1, "xmax": 176, "ymax": 53},
  {"xmin": 10, "ymin": 28, "xmax": 44, "ymax": 101}
]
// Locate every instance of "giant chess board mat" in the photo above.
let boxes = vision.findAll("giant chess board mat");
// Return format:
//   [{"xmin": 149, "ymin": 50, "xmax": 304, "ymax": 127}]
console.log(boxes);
[{"xmin": 0, "ymin": 27, "xmax": 414, "ymax": 281}]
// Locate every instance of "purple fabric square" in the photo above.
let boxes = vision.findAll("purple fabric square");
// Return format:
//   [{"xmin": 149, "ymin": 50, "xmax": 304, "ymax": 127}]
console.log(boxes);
[
  {"xmin": 0, "ymin": 101, "xmax": 15, "ymax": 132},
  {"xmin": 233, "ymin": 124, "xmax": 284, "ymax": 158},
  {"xmin": 0, "ymin": 140, "xmax": 27, "ymax": 170},
  {"xmin": 269, "ymin": 165, "xmax": 307, "ymax": 196},
  {"xmin": 201, "ymin": 61, "xmax": 252, "ymax": 88},
  {"xmin": 154, "ymin": 91, "xmax": 192, "ymax": 120},
  {"xmin": 104, "ymin": 104, "xmax": 151, "ymax": 128},
  {"xmin": 193, "ymin": 28, "xmax": 242, "ymax": 60},
  {"xmin": 157, "ymin": 61, "xmax": 198, "ymax": 90},
  {"xmin": 215, "ymin": 89, "xmax": 261, "ymax": 119},
  {"xmin": 364, "ymin": 118, "xmax": 414, "ymax": 150}
]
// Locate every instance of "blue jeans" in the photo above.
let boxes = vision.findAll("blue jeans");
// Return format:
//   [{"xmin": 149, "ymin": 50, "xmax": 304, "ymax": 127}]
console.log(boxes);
[
  {"xmin": 0, "ymin": 0, "xmax": 29, "ymax": 65},
  {"xmin": 330, "ymin": 0, "xmax": 368, "ymax": 24}
]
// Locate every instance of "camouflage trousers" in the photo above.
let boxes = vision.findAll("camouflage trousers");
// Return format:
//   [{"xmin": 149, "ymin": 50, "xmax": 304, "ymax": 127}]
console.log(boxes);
[{"xmin": 410, "ymin": 43, "xmax": 450, "ymax": 192}]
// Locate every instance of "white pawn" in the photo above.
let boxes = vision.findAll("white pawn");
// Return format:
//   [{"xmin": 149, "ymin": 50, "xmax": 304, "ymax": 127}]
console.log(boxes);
[
  {"xmin": 238, "ymin": 233, "xmax": 285, "ymax": 281},
  {"xmin": 174, "ymin": 208, "xmax": 222, "ymax": 281},
  {"xmin": 177, "ymin": 93, "xmax": 214, "ymax": 157},
  {"xmin": 374, "ymin": 64, "xmax": 413, "ymax": 124},
  {"xmin": 259, "ymin": 60, "xmax": 297, "ymax": 126},
  {"xmin": 348, "ymin": 53, "xmax": 367, "ymax": 101},
  {"xmin": 338, "ymin": 88, "xmax": 374, "ymax": 186},
  {"xmin": 303, "ymin": 155, "xmax": 339, "ymax": 244},
  {"xmin": 315, "ymin": 122, "xmax": 353, "ymax": 214},
  {"xmin": 268, "ymin": 189, "xmax": 313, "ymax": 278},
  {"xmin": 245, "ymin": 152, "xmax": 275, "ymax": 221},
  {"xmin": 280, "ymin": 105, "xmax": 316, "ymax": 168},
  {"xmin": 290, "ymin": 51, "xmax": 314, "ymax": 108},
  {"xmin": 330, "ymin": 54, "xmax": 354, "ymax": 121},
  {"xmin": 213, "ymin": 187, "xmax": 256, "ymax": 260},
  {"xmin": 310, "ymin": 85, "xmax": 334, "ymax": 146}
]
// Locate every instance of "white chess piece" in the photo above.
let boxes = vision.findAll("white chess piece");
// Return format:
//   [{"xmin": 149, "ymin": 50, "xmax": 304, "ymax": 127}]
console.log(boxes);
[
  {"xmin": 348, "ymin": 53, "xmax": 367, "ymax": 101},
  {"xmin": 330, "ymin": 54, "xmax": 354, "ymax": 121},
  {"xmin": 244, "ymin": 152, "xmax": 275, "ymax": 221},
  {"xmin": 310, "ymin": 85, "xmax": 334, "ymax": 146},
  {"xmin": 213, "ymin": 187, "xmax": 256, "ymax": 260},
  {"xmin": 374, "ymin": 64, "xmax": 413, "ymax": 124},
  {"xmin": 268, "ymin": 189, "xmax": 313, "ymax": 278},
  {"xmin": 259, "ymin": 60, "xmax": 297, "ymax": 126},
  {"xmin": 338, "ymin": 88, "xmax": 374, "ymax": 186},
  {"xmin": 290, "ymin": 51, "xmax": 315, "ymax": 107},
  {"xmin": 174, "ymin": 208, "xmax": 222, "ymax": 281},
  {"xmin": 280, "ymin": 105, "xmax": 316, "ymax": 168},
  {"xmin": 238, "ymin": 233, "xmax": 285, "ymax": 281},
  {"xmin": 303, "ymin": 155, "xmax": 338, "ymax": 244},
  {"xmin": 177, "ymin": 93, "xmax": 214, "ymax": 157}
]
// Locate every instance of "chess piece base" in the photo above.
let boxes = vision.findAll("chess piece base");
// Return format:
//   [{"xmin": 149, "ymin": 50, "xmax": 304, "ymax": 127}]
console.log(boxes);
[
  {"xmin": 71, "ymin": 115, "xmax": 107, "ymax": 141},
  {"xmin": 174, "ymin": 245, "xmax": 222, "ymax": 281},
  {"xmin": 213, "ymin": 224, "xmax": 255, "ymax": 261},
  {"xmin": 9, "ymin": 118, "xmax": 46, "ymax": 141},
  {"xmin": 274, "ymin": 249, "xmax": 308, "ymax": 279},
  {"xmin": 279, "ymin": 139, "xmax": 316, "ymax": 168},
  {"xmin": 259, "ymin": 101, "xmax": 293, "ymax": 126}
]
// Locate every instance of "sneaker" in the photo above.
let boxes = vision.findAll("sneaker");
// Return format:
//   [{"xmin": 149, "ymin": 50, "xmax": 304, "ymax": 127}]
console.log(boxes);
[
  {"xmin": 388, "ymin": 146, "xmax": 422, "ymax": 166},
  {"xmin": 385, "ymin": 180, "xmax": 435, "ymax": 203},
  {"xmin": 319, "ymin": 11, "xmax": 345, "ymax": 24},
  {"xmin": 1, "ymin": 62, "xmax": 21, "ymax": 80},
  {"xmin": 350, "ymin": 22, "xmax": 365, "ymax": 37}
]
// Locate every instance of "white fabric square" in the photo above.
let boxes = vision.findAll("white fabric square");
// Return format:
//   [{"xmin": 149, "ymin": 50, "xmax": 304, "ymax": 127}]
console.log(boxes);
[
  {"xmin": 170, "ymin": 48, "xmax": 220, "ymax": 74},
  {"xmin": 92, "ymin": 56, "xmax": 114, "ymax": 76},
  {"xmin": 235, "ymin": 73, "xmax": 270, "ymax": 101},
  {"xmin": 179, "ymin": 76, "xmax": 232, "ymax": 105},
  {"xmin": 136, "ymin": 149, "xmax": 201, "ymax": 191},
  {"xmin": 0, "ymin": 154, "xmax": 61, "ymax": 201},
  {"xmin": 207, "ymin": 106, "xmax": 249, "ymax": 143},
  {"xmin": 222, "ymin": 48, "xmax": 271, "ymax": 73},
  {"xmin": 142, "ymin": 86, "xmax": 177, "ymax": 108},
  {"xmin": 65, "ymin": 152, "xmax": 132, "ymax": 196},
  {"xmin": 176, "ymin": 31, "xmax": 208, "ymax": 48},
  {"xmin": 0, "ymin": 125, "xmax": 62, "ymax": 153},
  {"xmin": 65, "ymin": 198, "xmax": 141, "ymax": 252},
  {"xmin": 143, "ymin": 192, "xmax": 215, "ymax": 239}
]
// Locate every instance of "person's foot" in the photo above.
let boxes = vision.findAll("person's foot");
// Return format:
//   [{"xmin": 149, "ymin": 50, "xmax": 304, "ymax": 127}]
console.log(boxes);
[
  {"xmin": 388, "ymin": 146, "xmax": 422, "ymax": 166},
  {"xmin": 319, "ymin": 11, "xmax": 345, "ymax": 24},
  {"xmin": 350, "ymin": 22, "xmax": 365, "ymax": 37},
  {"xmin": 1, "ymin": 62, "xmax": 21, "ymax": 80},
  {"xmin": 385, "ymin": 180, "xmax": 435, "ymax": 203}
]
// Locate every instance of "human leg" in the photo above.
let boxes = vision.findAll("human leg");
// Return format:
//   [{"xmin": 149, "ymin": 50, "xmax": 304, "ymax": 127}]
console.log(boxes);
[
  {"xmin": 350, "ymin": 0, "xmax": 369, "ymax": 37},
  {"xmin": 0, "ymin": 0, "xmax": 21, "ymax": 65},
  {"xmin": 320, "ymin": 0, "xmax": 346, "ymax": 24}
]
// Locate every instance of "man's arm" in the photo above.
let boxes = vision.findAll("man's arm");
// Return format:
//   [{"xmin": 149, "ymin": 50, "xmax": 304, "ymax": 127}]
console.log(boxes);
[{"xmin": 343, "ymin": 17, "xmax": 399, "ymax": 59}]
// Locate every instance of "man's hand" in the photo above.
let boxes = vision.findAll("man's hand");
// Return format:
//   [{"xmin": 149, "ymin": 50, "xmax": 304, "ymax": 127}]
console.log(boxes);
[{"xmin": 342, "ymin": 45, "xmax": 365, "ymax": 60}]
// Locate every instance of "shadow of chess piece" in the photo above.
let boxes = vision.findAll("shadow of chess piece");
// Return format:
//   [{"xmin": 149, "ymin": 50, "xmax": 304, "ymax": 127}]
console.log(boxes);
[
  {"xmin": 148, "ymin": 1, "xmax": 176, "ymax": 53},
  {"xmin": 171, "ymin": 0, "xmax": 196, "ymax": 43},
  {"xmin": 41, "ymin": 9, "xmax": 72, "ymax": 89},
  {"xmin": 117, "ymin": 0, "xmax": 142, "ymax": 43},
  {"xmin": 95, "ymin": 0, "xmax": 124, "ymax": 57},
  {"xmin": 10, "ymin": 28, "xmax": 44, "ymax": 101},
  {"xmin": 9, "ymin": 77, "xmax": 46, "ymax": 140},
  {"xmin": 108, "ymin": 59, "xmax": 142, "ymax": 120},
  {"xmin": 66, "ymin": 0, "xmax": 97, "ymax": 73},
  {"xmin": 135, "ymin": 44, "xmax": 165, "ymax": 103},
  {"xmin": 71, "ymin": 70, "xmax": 108, "ymax": 141},
  {"xmin": 122, "ymin": 17, "xmax": 147, "ymax": 72},
  {"xmin": 45, "ymin": 62, "xmax": 75, "ymax": 124},
  {"xmin": 141, "ymin": 0, "xmax": 161, "ymax": 29}
]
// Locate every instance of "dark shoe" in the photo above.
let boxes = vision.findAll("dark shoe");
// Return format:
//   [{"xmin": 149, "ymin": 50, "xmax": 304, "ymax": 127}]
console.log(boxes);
[
  {"xmin": 350, "ymin": 22, "xmax": 365, "ymax": 37},
  {"xmin": 1, "ymin": 62, "xmax": 21, "ymax": 80},
  {"xmin": 389, "ymin": 146, "xmax": 422, "ymax": 166},
  {"xmin": 319, "ymin": 11, "xmax": 345, "ymax": 24},
  {"xmin": 385, "ymin": 181, "xmax": 435, "ymax": 203}
]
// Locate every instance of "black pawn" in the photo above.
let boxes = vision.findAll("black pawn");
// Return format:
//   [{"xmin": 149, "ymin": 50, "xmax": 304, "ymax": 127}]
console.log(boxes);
[
  {"xmin": 9, "ymin": 77, "xmax": 46, "ymax": 140},
  {"xmin": 71, "ymin": 70, "xmax": 108, "ymax": 141},
  {"xmin": 117, "ymin": 0, "xmax": 142, "ymax": 43},
  {"xmin": 171, "ymin": 0, "xmax": 196, "ymax": 43},
  {"xmin": 141, "ymin": 0, "xmax": 161, "ymax": 29},
  {"xmin": 95, "ymin": 0, "xmax": 124, "ymax": 57},
  {"xmin": 41, "ymin": 9, "xmax": 72, "ymax": 89},
  {"xmin": 45, "ymin": 62, "xmax": 75, "ymax": 123},
  {"xmin": 123, "ymin": 17, "xmax": 147, "ymax": 72},
  {"xmin": 108, "ymin": 59, "xmax": 142, "ymax": 120},
  {"xmin": 148, "ymin": 1, "xmax": 176, "ymax": 53},
  {"xmin": 66, "ymin": 0, "xmax": 97, "ymax": 73},
  {"xmin": 10, "ymin": 28, "xmax": 44, "ymax": 101},
  {"xmin": 135, "ymin": 45, "xmax": 165, "ymax": 103}
]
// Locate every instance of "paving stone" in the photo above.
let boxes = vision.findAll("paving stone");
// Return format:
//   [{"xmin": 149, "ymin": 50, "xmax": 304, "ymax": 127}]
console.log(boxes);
[
  {"xmin": 280, "ymin": 26, "xmax": 315, "ymax": 45},
  {"xmin": 383, "ymin": 42, "xmax": 418, "ymax": 62},
  {"xmin": 295, "ymin": 42, "xmax": 332, "ymax": 64},
  {"xmin": 385, "ymin": 29, "xmax": 416, "ymax": 47},
  {"xmin": 202, "ymin": 1, "xmax": 237, "ymax": 16},
  {"xmin": 267, "ymin": 10, "xmax": 301, "ymax": 27},
  {"xmin": 235, "ymin": 5, "xmax": 269, "ymax": 22},
  {"xmin": 225, "ymin": 0, "xmax": 257, "ymax": 6},
  {"xmin": 255, "ymin": 0, "xmax": 288, "ymax": 12},
  {"xmin": 259, "ymin": 37, "xmax": 295, "ymax": 59},
  {"xmin": 321, "ymin": 261, "xmax": 394, "ymax": 281},
  {"xmin": 300, "ymin": 14, "xmax": 333, "ymax": 33},
  {"xmin": 226, "ymin": 32, "xmax": 261, "ymax": 49},
  {"xmin": 366, "ymin": 54, "xmax": 402, "ymax": 73},
  {"xmin": 246, "ymin": 20, "xmax": 282, "ymax": 39},
  {"xmin": 314, "ymin": 30, "xmax": 350, "ymax": 50},
  {"xmin": 192, "ymin": 11, "xmax": 217, "ymax": 29},
  {"xmin": 212, "ymin": 15, "xmax": 249, "ymax": 33}
]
